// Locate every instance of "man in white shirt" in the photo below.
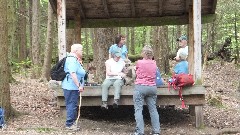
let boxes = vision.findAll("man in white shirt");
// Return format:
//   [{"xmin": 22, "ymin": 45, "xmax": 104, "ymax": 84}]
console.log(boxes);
[
  {"xmin": 175, "ymin": 35, "xmax": 188, "ymax": 61},
  {"xmin": 101, "ymin": 51, "xmax": 126, "ymax": 110}
]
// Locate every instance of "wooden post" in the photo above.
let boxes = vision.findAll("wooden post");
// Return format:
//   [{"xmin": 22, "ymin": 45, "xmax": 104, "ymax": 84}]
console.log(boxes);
[
  {"xmin": 75, "ymin": 12, "xmax": 81, "ymax": 44},
  {"xmin": 57, "ymin": 0, "xmax": 66, "ymax": 60},
  {"xmin": 193, "ymin": 0, "xmax": 202, "ymax": 81},
  {"xmin": 189, "ymin": 0, "xmax": 202, "ymax": 82},
  {"xmin": 195, "ymin": 106, "xmax": 203, "ymax": 128}
]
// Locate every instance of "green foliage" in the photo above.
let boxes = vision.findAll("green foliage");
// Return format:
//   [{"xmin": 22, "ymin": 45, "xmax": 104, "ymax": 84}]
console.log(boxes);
[
  {"xmin": 11, "ymin": 58, "xmax": 32, "ymax": 75},
  {"xmin": 207, "ymin": 95, "xmax": 224, "ymax": 108},
  {"xmin": 35, "ymin": 127, "xmax": 56, "ymax": 133}
]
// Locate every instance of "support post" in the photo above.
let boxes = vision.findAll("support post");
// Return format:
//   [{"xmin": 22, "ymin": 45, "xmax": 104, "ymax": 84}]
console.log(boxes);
[
  {"xmin": 57, "ymin": 0, "xmax": 66, "ymax": 60},
  {"xmin": 195, "ymin": 105, "xmax": 204, "ymax": 128}
]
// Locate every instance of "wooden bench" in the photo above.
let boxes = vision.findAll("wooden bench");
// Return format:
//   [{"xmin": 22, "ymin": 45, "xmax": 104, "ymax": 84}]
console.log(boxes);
[{"xmin": 52, "ymin": 84, "xmax": 206, "ymax": 128}]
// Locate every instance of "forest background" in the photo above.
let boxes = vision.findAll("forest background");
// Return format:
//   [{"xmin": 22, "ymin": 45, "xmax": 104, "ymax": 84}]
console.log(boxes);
[{"xmin": 0, "ymin": 0, "xmax": 240, "ymax": 121}]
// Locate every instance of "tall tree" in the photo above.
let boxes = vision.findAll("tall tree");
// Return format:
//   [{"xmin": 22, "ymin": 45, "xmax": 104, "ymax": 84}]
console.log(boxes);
[
  {"xmin": 41, "ymin": 1, "xmax": 54, "ymax": 80},
  {"xmin": 130, "ymin": 27, "xmax": 135, "ymax": 55},
  {"xmin": 31, "ymin": 0, "xmax": 40, "ymax": 78},
  {"xmin": 92, "ymin": 28, "xmax": 113, "ymax": 83},
  {"xmin": 0, "ymin": 0, "xmax": 11, "ymax": 118},
  {"xmin": 18, "ymin": 0, "xmax": 27, "ymax": 61}
]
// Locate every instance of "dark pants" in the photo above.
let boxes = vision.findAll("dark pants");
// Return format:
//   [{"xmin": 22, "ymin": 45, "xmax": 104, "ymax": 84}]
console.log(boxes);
[{"xmin": 63, "ymin": 89, "xmax": 79, "ymax": 127}]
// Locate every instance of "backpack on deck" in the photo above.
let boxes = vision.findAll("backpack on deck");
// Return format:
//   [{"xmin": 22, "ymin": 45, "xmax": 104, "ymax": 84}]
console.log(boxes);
[
  {"xmin": 168, "ymin": 73, "xmax": 194, "ymax": 108},
  {"xmin": 0, "ymin": 107, "xmax": 5, "ymax": 128},
  {"xmin": 156, "ymin": 68, "xmax": 164, "ymax": 87},
  {"xmin": 51, "ymin": 56, "xmax": 70, "ymax": 81}
]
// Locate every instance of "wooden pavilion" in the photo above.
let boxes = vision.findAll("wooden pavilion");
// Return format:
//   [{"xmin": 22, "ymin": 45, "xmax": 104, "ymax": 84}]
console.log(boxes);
[{"xmin": 49, "ymin": 0, "xmax": 217, "ymax": 128}]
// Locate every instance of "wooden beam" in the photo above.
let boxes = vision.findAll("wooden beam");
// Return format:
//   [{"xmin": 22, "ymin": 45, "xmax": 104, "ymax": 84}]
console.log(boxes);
[
  {"xmin": 76, "ymin": 0, "xmax": 85, "ymax": 19},
  {"xmin": 57, "ymin": 0, "xmax": 67, "ymax": 60},
  {"xmin": 70, "ymin": 14, "xmax": 215, "ymax": 28},
  {"xmin": 130, "ymin": 0, "xmax": 136, "ymax": 17},
  {"xmin": 158, "ymin": 0, "xmax": 163, "ymax": 16},
  {"xmin": 189, "ymin": 7, "xmax": 194, "ymax": 76},
  {"xmin": 211, "ymin": 0, "xmax": 217, "ymax": 13},
  {"xmin": 102, "ymin": 0, "xmax": 110, "ymax": 18}
]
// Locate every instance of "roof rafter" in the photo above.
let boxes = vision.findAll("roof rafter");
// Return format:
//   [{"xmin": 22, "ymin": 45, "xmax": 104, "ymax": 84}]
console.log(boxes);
[
  {"xmin": 158, "ymin": 0, "xmax": 163, "ymax": 16},
  {"xmin": 102, "ymin": 0, "xmax": 110, "ymax": 18},
  {"xmin": 76, "ymin": 0, "xmax": 85, "ymax": 19},
  {"xmin": 130, "ymin": 0, "xmax": 136, "ymax": 17}
]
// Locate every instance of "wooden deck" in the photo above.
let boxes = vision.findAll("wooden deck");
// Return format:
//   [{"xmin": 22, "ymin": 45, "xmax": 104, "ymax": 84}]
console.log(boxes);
[{"xmin": 50, "ymin": 83, "xmax": 206, "ymax": 128}]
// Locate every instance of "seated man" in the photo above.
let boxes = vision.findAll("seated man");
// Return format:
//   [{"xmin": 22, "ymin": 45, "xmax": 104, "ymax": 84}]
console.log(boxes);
[{"xmin": 101, "ymin": 51, "xmax": 126, "ymax": 109}]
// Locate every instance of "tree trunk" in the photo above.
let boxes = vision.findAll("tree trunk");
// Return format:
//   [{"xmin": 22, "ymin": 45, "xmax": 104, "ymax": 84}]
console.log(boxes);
[
  {"xmin": 130, "ymin": 27, "xmax": 135, "ymax": 55},
  {"xmin": 159, "ymin": 26, "xmax": 170, "ymax": 74},
  {"xmin": 41, "ymin": 2, "xmax": 54, "ymax": 80},
  {"xmin": 234, "ymin": 12, "xmax": 239, "ymax": 64},
  {"xmin": 28, "ymin": 0, "xmax": 32, "ymax": 59},
  {"xmin": 92, "ymin": 28, "xmax": 113, "ymax": 83},
  {"xmin": 31, "ymin": 0, "xmax": 40, "ymax": 78},
  {"xmin": 66, "ymin": 29, "xmax": 75, "ymax": 52},
  {"xmin": 0, "ymin": 0, "xmax": 11, "ymax": 118},
  {"xmin": 18, "ymin": 0, "xmax": 27, "ymax": 61}
]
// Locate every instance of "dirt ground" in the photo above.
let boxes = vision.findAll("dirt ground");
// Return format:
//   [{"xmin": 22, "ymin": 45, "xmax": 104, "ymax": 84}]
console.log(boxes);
[{"xmin": 0, "ymin": 60, "xmax": 240, "ymax": 135}]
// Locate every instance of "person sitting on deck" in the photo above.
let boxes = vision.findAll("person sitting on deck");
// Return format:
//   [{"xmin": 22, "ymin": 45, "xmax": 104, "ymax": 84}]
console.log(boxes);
[
  {"xmin": 173, "ymin": 52, "xmax": 189, "ymax": 75},
  {"xmin": 101, "ymin": 50, "xmax": 126, "ymax": 110},
  {"xmin": 174, "ymin": 35, "xmax": 188, "ymax": 61}
]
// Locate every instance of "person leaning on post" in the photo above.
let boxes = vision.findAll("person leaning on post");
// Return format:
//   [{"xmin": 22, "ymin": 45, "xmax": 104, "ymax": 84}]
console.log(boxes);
[
  {"xmin": 61, "ymin": 44, "xmax": 86, "ymax": 131},
  {"xmin": 175, "ymin": 35, "xmax": 188, "ymax": 61},
  {"xmin": 132, "ymin": 45, "xmax": 160, "ymax": 135},
  {"xmin": 101, "ymin": 50, "xmax": 126, "ymax": 110}
]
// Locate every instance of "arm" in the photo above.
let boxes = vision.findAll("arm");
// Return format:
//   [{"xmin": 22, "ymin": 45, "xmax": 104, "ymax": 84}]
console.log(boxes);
[{"xmin": 70, "ymin": 72, "xmax": 84, "ymax": 92}]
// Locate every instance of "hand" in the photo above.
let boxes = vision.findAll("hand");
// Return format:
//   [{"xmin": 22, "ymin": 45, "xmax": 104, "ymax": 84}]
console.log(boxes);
[
  {"xmin": 118, "ymin": 72, "xmax": 126, "ymax": 78},
  {"xmin": 78, "ymin": 86, "xmax": 84, "ymax": 92}
]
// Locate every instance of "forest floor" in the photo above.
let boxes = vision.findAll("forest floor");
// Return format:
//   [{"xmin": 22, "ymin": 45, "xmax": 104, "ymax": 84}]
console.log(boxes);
[{"xmin": 0, "ymin": 60, "xmax": 240, "ymax": 135}]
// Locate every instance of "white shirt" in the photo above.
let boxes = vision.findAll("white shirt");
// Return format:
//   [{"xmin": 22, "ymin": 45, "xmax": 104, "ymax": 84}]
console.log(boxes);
[{"xmin": 105, "ymin": 58, "xmax": 125, "ymax": 79}]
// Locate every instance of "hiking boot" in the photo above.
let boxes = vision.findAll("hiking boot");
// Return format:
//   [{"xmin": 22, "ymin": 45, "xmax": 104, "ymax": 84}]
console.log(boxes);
[
  {"xmin": 113, "ymin": 99, "xmax": 119, "ymax": 109},
  {"xmin": 101, "ymin": 101, "xmax": 108, "ymax": 110},
  {"xmin": 65, "ymin": 123, "xmax": 80, "ymax": 131}
]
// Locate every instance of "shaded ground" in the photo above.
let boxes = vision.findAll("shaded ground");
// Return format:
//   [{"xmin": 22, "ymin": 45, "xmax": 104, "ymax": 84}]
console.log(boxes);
[{"xmin": 0, "ymin": 60, "xmax": 240, "ymax": 135}]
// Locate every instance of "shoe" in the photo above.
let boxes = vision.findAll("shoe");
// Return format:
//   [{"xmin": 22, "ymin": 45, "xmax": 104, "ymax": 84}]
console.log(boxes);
[
  {"xmin": 113, "ymin": 99, "xmax": 119, "ymax": 109},
  {"xmin": 101, "ymin": 101, "xmax": 108, "ymax": 110},
  {"xmin": 65, "ymin": 123, "xmax": 80, "ymax": 131}
]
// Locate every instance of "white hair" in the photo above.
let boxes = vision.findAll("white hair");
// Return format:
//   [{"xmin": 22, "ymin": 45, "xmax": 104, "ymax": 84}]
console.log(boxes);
[{"xmin": 71, "ymin": 44, "xmax": 82, "ymax": 52}]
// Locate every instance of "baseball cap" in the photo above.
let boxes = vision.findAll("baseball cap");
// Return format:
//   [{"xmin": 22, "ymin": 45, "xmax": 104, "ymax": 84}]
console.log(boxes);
[
  {"xmin": 114, "ymin": 51, "xmax": 121, "ymax": 57},
  {"xmin": 177, "ymin": 35, "xmax": 187, "ymax": 41}
]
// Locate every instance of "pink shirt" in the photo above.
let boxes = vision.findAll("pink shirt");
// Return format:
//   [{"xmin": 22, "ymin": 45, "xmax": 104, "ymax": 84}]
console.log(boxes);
[{"xmin": 135, "ymin": 59, "xmax": 157, "ymax": 86}]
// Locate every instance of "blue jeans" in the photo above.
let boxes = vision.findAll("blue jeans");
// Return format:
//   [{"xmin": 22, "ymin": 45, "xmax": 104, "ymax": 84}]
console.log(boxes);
[
  {"xmin": 133, "ymin": 85, "xmax": 160, "ymax": 134},
  {"xmin": 101, "ymin": 79, "xmax": 124, "ymax": 101},
  {"xmin": 63, "ymin": 89, "xmax": 79, "ymax": 127}
]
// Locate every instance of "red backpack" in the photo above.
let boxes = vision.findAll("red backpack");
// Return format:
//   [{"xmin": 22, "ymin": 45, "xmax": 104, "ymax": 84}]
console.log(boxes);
[{"xmin": 168, "ymin": 73, "xmax": 194, "ymax": 108}]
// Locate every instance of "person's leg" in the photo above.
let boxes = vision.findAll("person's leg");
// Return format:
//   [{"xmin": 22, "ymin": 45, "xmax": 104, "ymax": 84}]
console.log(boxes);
[
  {"xmin": 63, "ymin": 89, "xmax": 79, "ymax": 127},
  {"xmin": 112, "ymin": 79, "xmax": 124, "ymax": 100},
  {"xmin": 112, "ymin": 79, "xmax": 124, "ymax": 108},
  {"xmin": 101, "ymin": 79, "xmax": 113, "ymax": 102},
  {"xmin": 145, "ymin": 86, "xmax": 160, "ymax": 134},
  {"xmin": 133, "ymin": 85, "xmax": 145, "ymax": 134}
]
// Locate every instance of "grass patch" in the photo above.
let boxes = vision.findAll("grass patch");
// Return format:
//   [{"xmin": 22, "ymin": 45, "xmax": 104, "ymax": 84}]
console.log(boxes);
[{"xmin": 35, "ymin": 127, "xmax": 56, "ymax": 133}]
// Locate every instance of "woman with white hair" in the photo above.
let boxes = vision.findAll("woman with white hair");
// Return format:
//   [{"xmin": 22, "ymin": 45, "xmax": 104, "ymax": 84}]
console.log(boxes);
[
  {"xmin": 133, "ymin": 45, "xmax": 160, "ymax": 135},
  {"xmin": 61, "ymin": 44, "xmax": 86, "ymax": 131},
  {"xmin": 173, "ymin": 51, "xmax": 189, "ymax": 74}
]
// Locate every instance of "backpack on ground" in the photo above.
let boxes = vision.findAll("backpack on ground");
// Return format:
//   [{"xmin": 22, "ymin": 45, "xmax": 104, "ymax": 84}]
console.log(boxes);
[
  {"xmin": 168, "ymin": 73, "xmax": 194, "ymax": 108},
  {"xmin": 51, "ymin": 56, "xmax": 71, "ymax": 81},
  {"xmin": 0, "ymin": 107, "xmax": 5, "ymax": 128},
  {"xmin": 156, "ymin": 68, "xmax": 164, "ymax": 87}
]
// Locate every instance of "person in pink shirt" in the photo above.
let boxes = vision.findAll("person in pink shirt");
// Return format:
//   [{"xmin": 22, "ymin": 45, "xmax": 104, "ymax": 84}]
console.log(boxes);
[{"xmin": 133, "ymin": 45, "xmax": 160, "ymax": 135}]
